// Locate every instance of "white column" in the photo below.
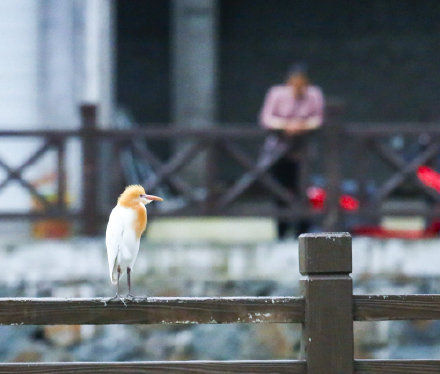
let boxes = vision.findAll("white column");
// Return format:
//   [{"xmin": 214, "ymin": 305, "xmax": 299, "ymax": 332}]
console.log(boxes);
[
  {"xmin": 171, "ymin": 0, "xmax": 218, "ymax": 185},
  {"xmin": 0, "ymin": 0, "xmax": 40, "ymax": 219},
  {"xmin": 83, "ymin": 0, "xmax": 115, "ymax": 126},
  {"xmin": 83, "ymin": 0, "xmax": 115, "ymax": 212},
  {"xmin": 171, "ymin": 0, "xmax": 218, "ymax": 128}
]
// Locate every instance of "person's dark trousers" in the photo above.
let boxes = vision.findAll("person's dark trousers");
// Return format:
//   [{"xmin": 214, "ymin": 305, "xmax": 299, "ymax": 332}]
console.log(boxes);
[{"xmin": 273, "ymin": 157, "xmax": 310, "ymax": 238}]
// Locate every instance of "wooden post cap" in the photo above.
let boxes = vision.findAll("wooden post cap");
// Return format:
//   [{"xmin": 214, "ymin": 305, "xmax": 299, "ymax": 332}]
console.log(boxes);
[{"xmin": 299, "ymin": 232, "xmax": 352, "ymax": 275}]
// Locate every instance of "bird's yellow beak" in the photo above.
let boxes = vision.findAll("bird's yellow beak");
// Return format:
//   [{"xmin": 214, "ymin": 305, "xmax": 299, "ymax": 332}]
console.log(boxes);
[{"xmin": 143, "ymin": 194, "xmax": 163, "ymax": 202}]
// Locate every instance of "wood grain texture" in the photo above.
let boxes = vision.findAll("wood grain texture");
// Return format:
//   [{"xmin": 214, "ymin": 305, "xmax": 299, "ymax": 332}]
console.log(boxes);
[
  {"xmin": 0, "ymin": 297, "xmax": 304, "ymax": 325},
  {"xmin": 355, "ymin": 359, "xmax": 440, "ymax": 373},
  {"xmin": 301, "ymin": 276, "xmax": 354, "ymax": 374},
  {"xmin": 80, "ymin": 104, "xmax": 99, "ymax": 235},
  {"xmin": 300, "ymin": 233, "xmax": 354, "ymax": 374},
  {"xmin": 0, "ymin": 360, "xmax": 306, "ymax": 373},
  {"xmin": 299, "ymin": 233, "xmax": 352, "ymax": 274},
  {"xmin": 354, "ymin": 295, "xmax": 440, "ymax": 321}
]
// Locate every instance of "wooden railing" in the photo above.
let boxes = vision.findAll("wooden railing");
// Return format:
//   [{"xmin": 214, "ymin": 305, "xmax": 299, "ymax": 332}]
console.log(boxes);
[
  {"xmin": 1, "ymin": 233, "xmax": 440, "ymax": 372},
  {"xmin": 0, "ymin": 104, "xmax": 440, "ymax": 234}
]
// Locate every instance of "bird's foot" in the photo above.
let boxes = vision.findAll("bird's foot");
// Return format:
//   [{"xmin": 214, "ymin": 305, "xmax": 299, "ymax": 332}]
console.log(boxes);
[
  {"xmin": 107, "ymin": 293, "xmax": 127, "ymax": 307},
  {"xmin": 126, "ymin": 293, "xmax": 136, "ymax": 301}
]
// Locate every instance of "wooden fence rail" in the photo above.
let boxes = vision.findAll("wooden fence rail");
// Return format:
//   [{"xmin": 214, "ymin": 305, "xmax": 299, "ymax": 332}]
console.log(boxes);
[
  {"xmin": 1, "ymin": 104, "xmax": 440, "ymax": 233},
  {"xmin": 1, "ymin": 233, "xmax": 440, "ymax": 373},
  {"xmin": 0, "ymin": 297, "xmax": 304, "ymax": 325},
  {"xmin": 3, "ymin": 360, "xmax": 440, "ymax": 374}
]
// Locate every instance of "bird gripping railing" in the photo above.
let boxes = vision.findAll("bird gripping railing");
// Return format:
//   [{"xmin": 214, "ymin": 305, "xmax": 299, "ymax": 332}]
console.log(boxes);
[{"xmin": 2, "ymin": 233, "xmax": 440, "ymax": 372}]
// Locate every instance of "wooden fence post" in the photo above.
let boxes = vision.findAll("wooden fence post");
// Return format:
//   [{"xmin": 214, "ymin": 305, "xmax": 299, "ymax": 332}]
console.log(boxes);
[
  {"xmin": 81, "ymin": 104, "xmax": 99, "ymax": 235},
  {"xmin": 299, "ymin": 232, "xmax": 353, "ymax": 374}
]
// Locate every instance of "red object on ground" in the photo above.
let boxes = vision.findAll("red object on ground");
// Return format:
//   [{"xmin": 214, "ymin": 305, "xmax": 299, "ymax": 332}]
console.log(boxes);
[
  {"xmin": 306, "ymin": 187, "xmax": 359, "ymax": 211},
  {"xmin": 350, "ymin": 165, "xmax": 440, "ymax": 237},
  {"xmin": 306, "ymin": 186, "xmax": 326, "ymax": 210},
  {"xmin": 354, "ymin": 220, "xmax": 440, "ymax": 239},
  {"xmin": 353, "ymin": 225, "xmax": 439, "ymax": 239},
  {"xmin": 417, "ymin": 165, "xmax": 440, "ymax": 193},
  {"xmin": 339, "ymin": 194, "xmax": 359, "ymax": 211},
  {"xmin": 306, "ymin": 178, "xmax": 440, "ymax": 237}
]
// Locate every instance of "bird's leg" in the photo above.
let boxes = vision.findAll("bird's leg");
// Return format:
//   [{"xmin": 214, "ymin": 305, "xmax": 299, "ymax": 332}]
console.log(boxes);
[
  {"xmin": 108, "ymin": 266, "xmax": 127, "ymax": 306},
  {"xmin": 126, "ymin": 267, "xmax": 135, "ymax": 300}
]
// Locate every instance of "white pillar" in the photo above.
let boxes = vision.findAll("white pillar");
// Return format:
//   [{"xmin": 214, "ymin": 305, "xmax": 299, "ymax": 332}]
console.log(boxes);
[
  {"xmin": 83, "ymin": 0, "xmax": 115, "ymax": 126},
  {"xmin": 41, "ymin": 0, "xmax": 115, "ymax": 211},
  {"xmin": 171, "ymin": 0, "xmax": 218, "ymax": 128},
  {"xmin": 83, "ymin": 0, "xmax": 115, "ymax": 212},
  {"xmin": 40, "ymin": 0, "xmax": 77, "ymax": 128},
  {"xmin": 0, "ymin": 0, "xmax": 40, "ymax": 220},
  {"xmin": 171, "ymin": 0, "xmax": 218, "ymax": 185}
]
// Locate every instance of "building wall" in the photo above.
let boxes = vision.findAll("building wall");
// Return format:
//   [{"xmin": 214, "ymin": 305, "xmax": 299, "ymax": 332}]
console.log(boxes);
[
  {"xmin": 117, "ymin": 0, "xmax": 170, "ymax": 123},
  {"xmin": 117, "ymin": 0, "xmax": 440, "ymax": 123},
  {"xmin": 219, "ymin": 0, "xmax": 440, "ymax": 123}
]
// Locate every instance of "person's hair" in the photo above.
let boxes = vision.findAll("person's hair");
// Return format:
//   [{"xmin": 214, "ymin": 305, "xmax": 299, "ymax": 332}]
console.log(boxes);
[{"xmin": 286, "ymin": 62, "xmax": 308, "ymax": 80}]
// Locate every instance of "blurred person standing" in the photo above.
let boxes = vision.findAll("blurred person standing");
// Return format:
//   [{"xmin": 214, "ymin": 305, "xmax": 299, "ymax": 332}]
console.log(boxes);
[{"xmin": 259, "ymin": 63, "xmax": 325, "ymax": 238}]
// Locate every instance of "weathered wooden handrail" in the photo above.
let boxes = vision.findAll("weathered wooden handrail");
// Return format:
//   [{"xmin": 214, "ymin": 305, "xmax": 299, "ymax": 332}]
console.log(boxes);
[
  {"xmin": 2, "ymin": 360, "xmax": 440, "ymax": 374},
  {"xmin": 354, "ymin": 295, "xmax": 440, "ymax": 321},
  {"xmin": 2, "ymin": 360, "xmax": 440, "ymax": 373},
  {"xmin": 0, "ymin": 360, "xmax": 306, "ymax": 374},
  {"xmin": 2, "ymin": 294, "xmax": 439, "ymax": 326},
  {"xmin": 0, "ymin": 296, "xmax": 304, "ymax": 325},
  {"xmin": 354, "ymin": 360, "xmax": 440, "ymax": 373}
]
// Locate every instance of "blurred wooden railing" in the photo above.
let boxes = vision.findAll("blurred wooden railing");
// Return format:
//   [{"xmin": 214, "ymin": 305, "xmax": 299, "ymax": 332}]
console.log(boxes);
[
  {"xmin": 1, "ymin": 233, "xmax": 440, "ymax": 372},
  {"xmin": 0, "ymin": 104, "xmax": 439, "ymax": 234}
]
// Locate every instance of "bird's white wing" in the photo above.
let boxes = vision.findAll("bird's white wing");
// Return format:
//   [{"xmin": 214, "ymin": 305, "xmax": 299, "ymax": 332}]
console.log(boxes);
[{"xmin": 105, "ymin": 206, "xmax": 124, "ymax": 284}]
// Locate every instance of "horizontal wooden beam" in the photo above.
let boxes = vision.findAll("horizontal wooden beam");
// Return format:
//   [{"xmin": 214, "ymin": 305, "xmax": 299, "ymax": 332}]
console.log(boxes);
[
  {"xmin": 0, "ymin": 212, "xmax": 82, "ymax": 220},
  {"xmin": 354, "ymin": 295, "xmax": 440, "ymax": 321},
  {"xmin": 346, "ymin": 123, "xmax": 440, "ymax": 136},
  {"xmin": 0, "ymin": 205, "xmax": 320, "ymax": 220},
  {"xmin": 1, "ymin": 357, "xmax": 439, "ymax": 373},
  {"xmin": 0, "ymin": 360, "xmax": 306, "ymax": 374},
  {"xmin": 6, "ymin": 294, "xmax": 440, "ymax": 325},
  {"xmin": 0, "ymin": 297, "xmax": 304, "ymax": 325},
  {"xmin": 0, "ymin": 127, "xmax": 270, "ymax": 139},
  {"xmin": 1, "ymin": 122, "xmax": 440, "ymax": 139},
  {"xmin": 355, "ymin": 359, "xmax": 440, "ymax": 373}
]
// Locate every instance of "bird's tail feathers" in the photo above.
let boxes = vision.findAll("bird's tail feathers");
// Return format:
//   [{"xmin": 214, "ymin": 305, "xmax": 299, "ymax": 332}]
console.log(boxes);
[{"xmin": 110, "ymin": 274, "xmax": 118, "ymax": 285}]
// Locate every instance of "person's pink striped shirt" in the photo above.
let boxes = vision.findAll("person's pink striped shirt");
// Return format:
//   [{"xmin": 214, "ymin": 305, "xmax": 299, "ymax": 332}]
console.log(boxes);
[{"xmin": 259, "ymin": 84, "xmax": 325, "ymax": 129}]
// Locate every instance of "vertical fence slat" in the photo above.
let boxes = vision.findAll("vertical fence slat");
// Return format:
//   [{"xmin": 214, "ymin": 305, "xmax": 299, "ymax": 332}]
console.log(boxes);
[
  {"xmin": 299, "ymin": 232, "xmax": 354, "ymax": 374},
  {"xmin": 204, "ymin": 139, "xmax": 218, "ymax": 214},
  {"xmin": 56, "ymin": 138, "xmax": 66, "ymax": 210}
]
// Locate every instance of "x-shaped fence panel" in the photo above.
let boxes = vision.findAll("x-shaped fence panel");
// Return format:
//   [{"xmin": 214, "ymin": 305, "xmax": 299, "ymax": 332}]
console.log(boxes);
[
  {"xmin": 129, "ymin": 140, "xmax": 208, "ymax": 205},
  {"xmin": 216, "ymin": 140, "xmax": 296, "ymax": 210},
  {"xmin": 344, "ymin": 125, "xmax": 440, "ymax": 219},
  {"xmin": 0, "ymin": 140, "xmax": 58, "ymax": 209},
  {"xmin": 373, "ymin": 140, "xmax": 440, "ymax": 203},
  {"xmin": 125, "ymin": 135, "xmax": 304, "ymax": 216},
  {"xmin": 2, "ymin": 123, "xmax": 439, "ymax": 231}
]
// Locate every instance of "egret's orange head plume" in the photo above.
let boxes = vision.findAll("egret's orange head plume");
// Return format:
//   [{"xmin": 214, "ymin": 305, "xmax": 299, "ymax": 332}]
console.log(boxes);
[{"xmin": 118, "ymin": 185, "xmax": 146, "ymax": 207}]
